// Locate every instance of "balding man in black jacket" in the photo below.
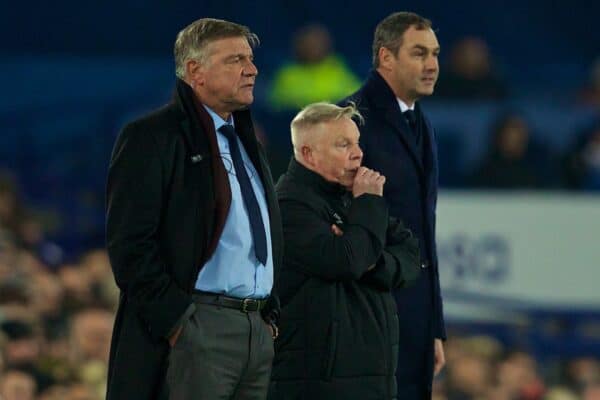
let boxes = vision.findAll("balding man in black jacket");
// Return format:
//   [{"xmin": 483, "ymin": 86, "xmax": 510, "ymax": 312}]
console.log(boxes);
[{"xmin": 269, "ymin": 102, "xmax": 421, "ymax": 400}]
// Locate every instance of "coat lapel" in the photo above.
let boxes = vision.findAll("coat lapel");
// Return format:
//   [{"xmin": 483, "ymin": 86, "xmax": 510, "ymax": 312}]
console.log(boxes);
[
  {"xmin": 364, "ymin": 71, "xmax": 425, "ymax": 175},
  {"xmin": 382, "ymin": 107, "xmax": 425, "ymax": 174},
  {"xmin": 421, "ymin": 114, "xmax": 438, "ymax": 199}
]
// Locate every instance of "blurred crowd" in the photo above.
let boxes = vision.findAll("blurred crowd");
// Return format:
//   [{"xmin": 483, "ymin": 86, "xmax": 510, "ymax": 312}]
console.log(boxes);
[
  {"xmin": 0, "ymin": 172, "xmax": 117, "ymax": 400},
  {"xmin": 433, "ymin": 335, "xmax": 600, "ymax": 400}
]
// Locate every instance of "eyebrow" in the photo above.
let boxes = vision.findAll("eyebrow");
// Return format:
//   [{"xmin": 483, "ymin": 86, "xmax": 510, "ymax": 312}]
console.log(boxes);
[
  {"xmin": 224, "ymin": 53, "xmax": 253, "ymax": 61},
  {"xmin": 411, "ymin": 45, "xmax": 441, "ymax": 52},
  {"xmin": 335, "ymin": 136, "xmax": 359, "ymax": 143}
]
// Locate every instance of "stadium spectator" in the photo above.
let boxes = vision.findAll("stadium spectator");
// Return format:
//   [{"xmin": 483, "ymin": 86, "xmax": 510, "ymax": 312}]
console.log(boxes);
[
  {"xmin": 0, "ymin": 368, "xmax": 37, "ymax": 400},
  {"xmin": 269, "ymin": 24, "xmax": 360, "ymax": 110},
  {"xmin": 470, "ymin": 113, "xmax": 555, "ymax": 188},
  {"xmin": 496, "ymin": 351, "xmax": 546, "ymax": 400},
  {"xmin": 435, "ymin": 37, "xmax": 508, "ymax": 100}
]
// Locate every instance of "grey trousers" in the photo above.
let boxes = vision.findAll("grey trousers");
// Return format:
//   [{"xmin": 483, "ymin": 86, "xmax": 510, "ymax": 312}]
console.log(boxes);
[{"xmin": 165, "ymin": 302, "xmax": 274, "ymax": 400}]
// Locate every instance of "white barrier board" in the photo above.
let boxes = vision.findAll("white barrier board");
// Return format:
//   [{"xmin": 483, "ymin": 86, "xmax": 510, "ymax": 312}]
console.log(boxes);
[{"xmin": 436, "ymin": 192, "xmax": 600, "ymax": 321}]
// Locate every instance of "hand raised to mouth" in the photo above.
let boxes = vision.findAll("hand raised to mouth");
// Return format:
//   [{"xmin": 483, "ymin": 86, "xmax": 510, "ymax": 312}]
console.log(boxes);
[{"xmin": 352, "ymin": 167, "xmax": 386, "ymax": 198}]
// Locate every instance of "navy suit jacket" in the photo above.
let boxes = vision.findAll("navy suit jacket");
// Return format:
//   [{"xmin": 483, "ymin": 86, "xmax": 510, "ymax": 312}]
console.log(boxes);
[{"xmin": 342, "ymin": 70, "xmax": 445, "ymax": 397}]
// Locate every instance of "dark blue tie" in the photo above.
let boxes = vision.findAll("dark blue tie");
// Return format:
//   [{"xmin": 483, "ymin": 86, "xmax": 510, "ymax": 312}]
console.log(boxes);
[
  {"xmin": 403, "ymin": 109, "xmax": 421, "ymax": 148},
  {"xmin": 219, "ymin": 124, "xmax": 268, "ymax": 265}
]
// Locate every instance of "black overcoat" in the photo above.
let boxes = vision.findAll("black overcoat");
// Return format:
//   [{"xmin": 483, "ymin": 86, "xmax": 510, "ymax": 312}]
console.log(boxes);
[{"xmin": 105, "ymin": 80, "xmax": 283, "ymax": 400}]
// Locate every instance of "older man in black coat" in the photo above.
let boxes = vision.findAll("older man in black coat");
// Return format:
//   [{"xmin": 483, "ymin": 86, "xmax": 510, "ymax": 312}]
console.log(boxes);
[
  {"xmin": 105, "ymin": 19, "xmax": 283, "ymax": 400},
  {"xmin": 269, "ymin": 102, "xmax": 421, "ymax": 400},
  {"xmin": 341, "ymin": 12, "xmax": 446, "ymax": 399}
]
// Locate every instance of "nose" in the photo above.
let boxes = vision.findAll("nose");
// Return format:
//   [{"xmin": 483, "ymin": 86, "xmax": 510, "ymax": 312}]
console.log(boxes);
[
  {"xmin": 425, "ymin": 54, "xmax": 438, "ymax": 72},
  {"xmin": 351, "ymin": 144, "xmax": 363, "ymax": 161},
  {"xmin": 244, "ymin": 59, "xmax": 258, "ymax": 77}
]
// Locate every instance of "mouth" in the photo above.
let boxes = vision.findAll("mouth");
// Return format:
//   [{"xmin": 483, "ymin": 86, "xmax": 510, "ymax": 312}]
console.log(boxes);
[
  {"xmin": 421, "ymin": 77, "xmax": 436, "ymax": 85},
  {"xmin": 345, "ymin": 167, "xmax": 360, "ymax": 177}
]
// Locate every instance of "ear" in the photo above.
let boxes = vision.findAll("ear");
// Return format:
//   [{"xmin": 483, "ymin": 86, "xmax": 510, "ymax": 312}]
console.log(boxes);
[
  {"xmin": 378, "ymin": 47, "xmax": 394, "ymax": 70},
  {"xmin": 300, "ymin": 145, "xmax": 315, "ymax": 166},
  {"xmin": 186, "ymin": 59, "xmax": 204, "ymax": 86}
]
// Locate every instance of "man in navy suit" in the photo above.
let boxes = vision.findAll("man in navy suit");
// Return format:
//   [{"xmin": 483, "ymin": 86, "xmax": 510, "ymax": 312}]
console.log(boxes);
[{"xmin": 342, "ymin": 11, "xmax": 445, "ymax": 399}]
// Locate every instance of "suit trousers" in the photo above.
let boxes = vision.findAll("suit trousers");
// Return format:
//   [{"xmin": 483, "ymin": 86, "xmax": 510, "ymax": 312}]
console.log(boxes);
[{"xmin": 165, "ymin": 301, "xmax": 274, "ymax": 399}]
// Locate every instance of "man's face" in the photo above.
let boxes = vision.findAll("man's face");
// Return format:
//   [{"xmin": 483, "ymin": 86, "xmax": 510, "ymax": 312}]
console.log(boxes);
[
  {"xmin": 306, "ymin": 117, "xmax": 363, "ymax": 189},
  {"xmin": 382, "ymin": 26, "xmax": 440, "ymax": 103},
  {"xmin": 190, "ymin": 36, "xmax": 258, "ymax": 114}
]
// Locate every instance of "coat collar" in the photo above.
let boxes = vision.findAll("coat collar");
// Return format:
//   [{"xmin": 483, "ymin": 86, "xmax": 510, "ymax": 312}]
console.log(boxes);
[
  {"xmin": 174, "ymin": 79, "xmax": 256, "ymax": 155},
  {"xmin": 286, "ymin": 157, "xmax": 349, "ymax": 198}
]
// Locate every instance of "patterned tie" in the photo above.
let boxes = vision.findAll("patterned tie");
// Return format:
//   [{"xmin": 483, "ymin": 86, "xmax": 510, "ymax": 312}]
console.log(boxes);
[{"xmin": 219, "ymin": 124, "xmax": 268, "ymax": 265}]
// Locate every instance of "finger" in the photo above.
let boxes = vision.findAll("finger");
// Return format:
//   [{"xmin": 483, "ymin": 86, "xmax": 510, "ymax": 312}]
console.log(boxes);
[
  {"xmin": 331, "ymin": 224, "xmax": 343, "ymax": 236},
  {"xmin": 364, "ymin": 170, "xmax": 377, "ymax": 181}
]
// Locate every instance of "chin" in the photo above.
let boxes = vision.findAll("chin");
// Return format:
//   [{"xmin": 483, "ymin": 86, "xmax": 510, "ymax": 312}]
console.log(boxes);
[{"xmin": 239, "ymin": 95, "xmax": 254, "ymax": 105}]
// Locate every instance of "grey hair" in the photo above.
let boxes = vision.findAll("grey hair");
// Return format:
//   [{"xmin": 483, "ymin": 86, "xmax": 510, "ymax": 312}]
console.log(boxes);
[
  {"xmin": 372, "ymin": 12, "xmax": 432, "ymax": 68},
  {"xmin": 174, "ymin": 18, "xmax": 259, "ymax": 79},
  {"xmin": 291, "ymin": 102, "xmax": 363, "ymax": 152}
]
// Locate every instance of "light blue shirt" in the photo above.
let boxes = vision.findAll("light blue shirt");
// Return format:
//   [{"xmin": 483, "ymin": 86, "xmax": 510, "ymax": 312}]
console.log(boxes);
[{"xmin": 194, "ymin": 106, "xmax": 273, "ymax": 299}]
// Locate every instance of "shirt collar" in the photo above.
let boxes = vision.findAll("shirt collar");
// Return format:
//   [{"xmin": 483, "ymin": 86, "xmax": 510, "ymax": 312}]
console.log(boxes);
[
  {"xmin": 396, "ymin": 98, "xmax": 415, "ymax": 113},
  {"xmin": 203, "ymin": 105, "xmax": 235, "ymax": 133}
]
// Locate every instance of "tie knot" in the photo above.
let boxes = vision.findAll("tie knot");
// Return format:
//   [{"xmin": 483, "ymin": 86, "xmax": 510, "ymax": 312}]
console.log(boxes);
[
  {"xmin": 218, "ymin": 124, "xmax": 236, "ymax": 141},
  {"xmin": 403, "ymin": 110, "xmax": 416, "ymax": 126}
]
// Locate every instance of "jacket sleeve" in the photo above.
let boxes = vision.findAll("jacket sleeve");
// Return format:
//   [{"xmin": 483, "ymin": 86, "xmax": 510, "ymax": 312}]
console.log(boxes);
[
  {"xmin": 106, "ymin": 123, "xmax": 193, "ymax": 342},
  {"xmin": 361, "ymin": 217, "xmax": 421, "ymax": 290},
  {"xmin": 279, "ymin": 194, "xmax": 388, "ymax": 281}
]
